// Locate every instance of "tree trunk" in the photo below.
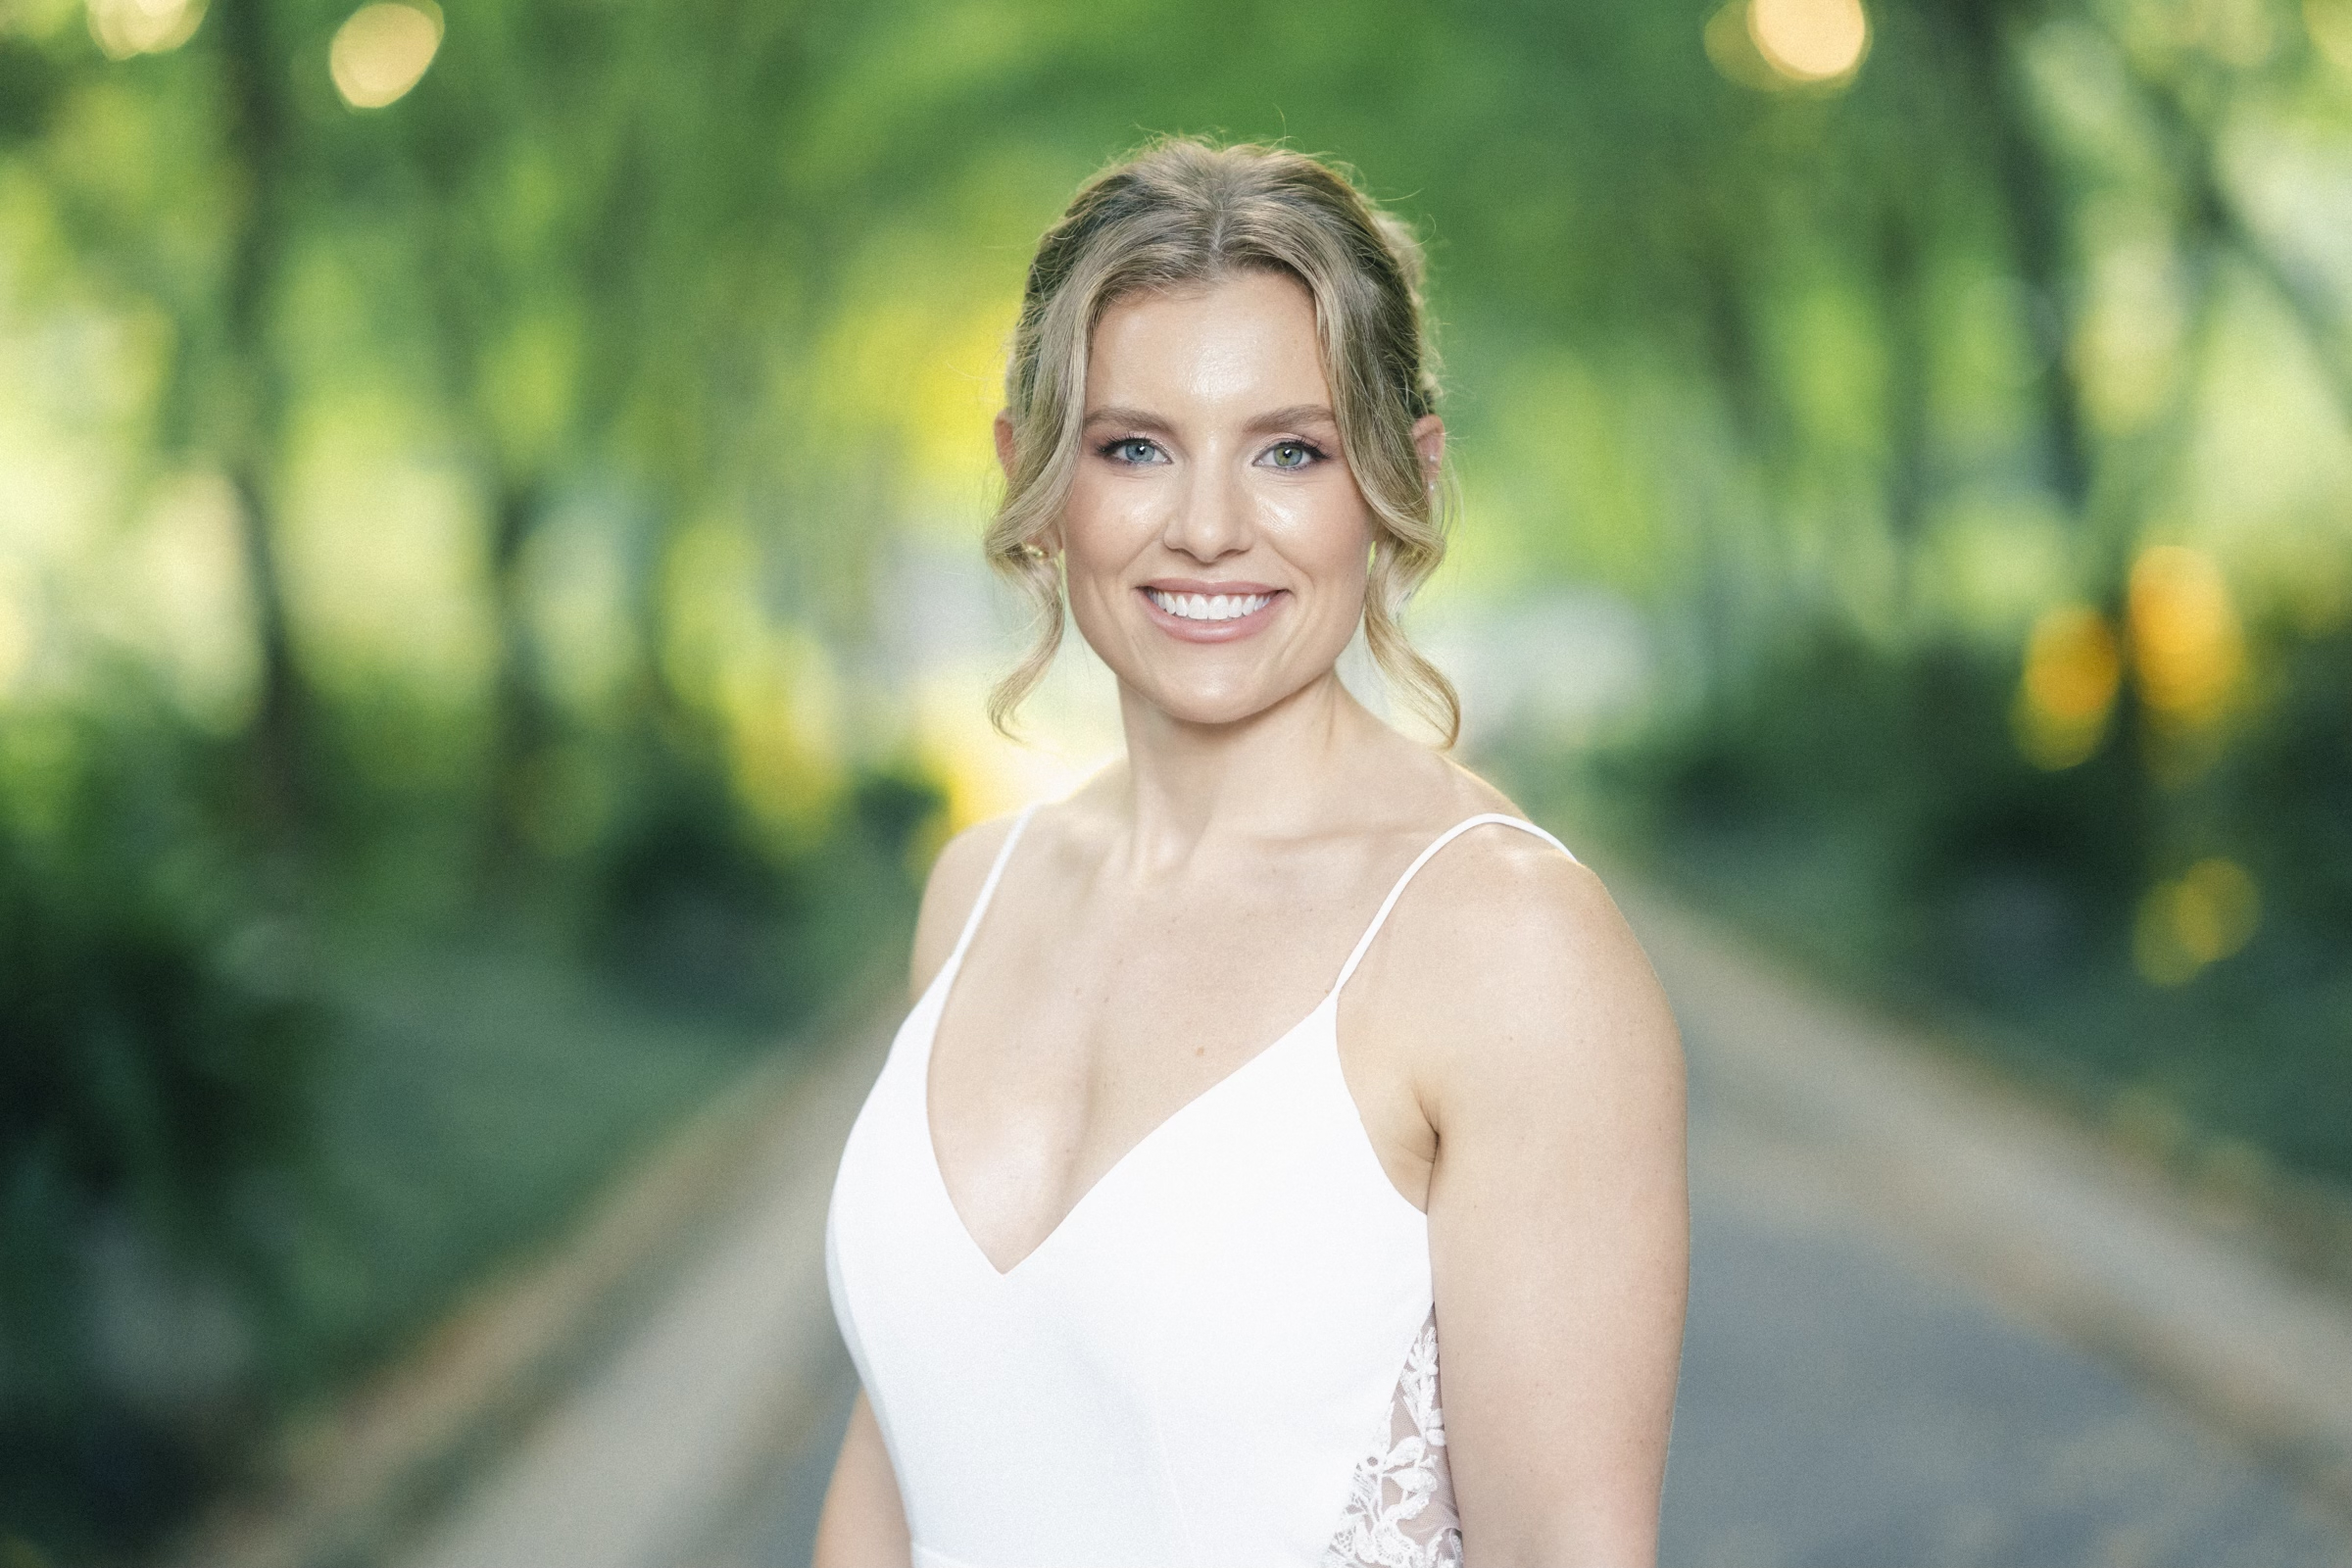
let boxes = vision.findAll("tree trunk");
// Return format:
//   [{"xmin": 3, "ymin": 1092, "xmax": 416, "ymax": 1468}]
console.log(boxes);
[
  {"xmin": 214, "ymin": 0, "xmax": 309, "ymax": 844},
  {"xmin": 1879, "ymin": 201, "xmax": 1934, "ymax": 576},
  {"xmin": 481, "ymin": 476, "xmax": 552, "ymax": 889},
  {"xmin": 1945, "ymin": 0, "xmax": 2094, "ymax": 517}
]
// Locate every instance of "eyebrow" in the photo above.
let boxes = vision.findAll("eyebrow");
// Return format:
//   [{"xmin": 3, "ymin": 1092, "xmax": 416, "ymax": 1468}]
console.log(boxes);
[
  {"xmin": 1245, "ymin": 404, "xmax": 1340, "ymax": 434},
  {"xmin": 1082, "ymin": 406, "xmax": 1175, "ymax": 434},
  {"xmin": 1081, "ymin": 403, "xmax": 1340, "ymax": 434}
]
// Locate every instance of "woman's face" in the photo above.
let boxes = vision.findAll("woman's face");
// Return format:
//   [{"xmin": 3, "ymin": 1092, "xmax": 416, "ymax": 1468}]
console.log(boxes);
[{"xmin": 1024, "ymin": 269, "xmax": 1438, "ymax": 731}]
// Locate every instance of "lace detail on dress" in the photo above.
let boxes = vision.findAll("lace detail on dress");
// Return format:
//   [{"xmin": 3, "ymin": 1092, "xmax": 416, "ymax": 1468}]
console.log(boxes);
[{"xmin": 1320, "ymin": 1310, "xmax": 1460, "ymax": 1568}]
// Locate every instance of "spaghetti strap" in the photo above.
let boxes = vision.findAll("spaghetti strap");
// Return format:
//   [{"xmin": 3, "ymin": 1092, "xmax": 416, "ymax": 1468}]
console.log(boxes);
[
  {"xmin": 1329, "ymin": 812, "xmax": 1574, "ymax": 997},
  {"xmin": 947, "ymin": 803, "xmax": 1040, "ymax": 968}
]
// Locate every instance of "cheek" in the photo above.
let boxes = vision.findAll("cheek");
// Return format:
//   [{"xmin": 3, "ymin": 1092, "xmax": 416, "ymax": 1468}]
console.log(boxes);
[
  {"xmin": 1272, "ymin": 485, "xmax": 1375, "ymax": 599},
  {"xmin": 1323, "ymin": 519, "xmax": 1374, "ymax": 590},
  {"xmin": 1058, "ymin": 472, "xmax": 1146, "ymax": 576}
]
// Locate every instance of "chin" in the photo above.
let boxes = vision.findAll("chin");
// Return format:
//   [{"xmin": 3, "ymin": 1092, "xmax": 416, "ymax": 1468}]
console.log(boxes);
[{"xmin": 1133, "ymin": 669, "xmax": 1311, "ymax": 729}]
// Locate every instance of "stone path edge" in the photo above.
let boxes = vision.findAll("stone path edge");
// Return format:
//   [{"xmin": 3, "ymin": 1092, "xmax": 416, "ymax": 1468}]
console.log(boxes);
[{"xmin": 162, "ymin": 982, "xmax": 899, "ymax": 1568}]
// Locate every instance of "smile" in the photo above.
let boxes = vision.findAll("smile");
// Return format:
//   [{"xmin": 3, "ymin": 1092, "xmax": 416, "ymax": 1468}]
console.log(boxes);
[{"xmin": 1145, "ymin": 589, "xmax": 1274, "ymax": 622}]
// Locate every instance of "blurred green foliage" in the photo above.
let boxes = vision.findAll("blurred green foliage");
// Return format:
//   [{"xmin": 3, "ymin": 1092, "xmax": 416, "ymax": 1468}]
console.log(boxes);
[
  {"xmin": 0, "ymin": 694, "xmax": 314, "ymax": 1547},
  {"xmin": 1559, "ymin": 618, "xmax": 2352, "ymax": 1185},
  {"xmin": 1, "ymin": 0, "xmax": 2350, "ymax": 1554}
]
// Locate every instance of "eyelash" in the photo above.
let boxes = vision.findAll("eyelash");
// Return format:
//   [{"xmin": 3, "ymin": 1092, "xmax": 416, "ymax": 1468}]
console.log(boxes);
[
  {"xmin": 1099, "ymin": 437, "xmax": 1166, "ymax": 466},
  {"xmin": 1094, "ymin": 437, "xmax": 1330, "ymax": 468}
]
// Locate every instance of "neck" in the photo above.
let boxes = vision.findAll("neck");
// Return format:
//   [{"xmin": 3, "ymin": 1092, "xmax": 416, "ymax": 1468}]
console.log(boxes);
[{"xmin": 1108, "ymin": 664, "xmax": 1379, "ymax": 864}]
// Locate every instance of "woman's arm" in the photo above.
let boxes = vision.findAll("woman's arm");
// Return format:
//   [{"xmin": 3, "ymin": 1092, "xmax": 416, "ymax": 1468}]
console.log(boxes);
[
  {"xmin": 811, "ymin": 812, "xmax": 1021, "ymax": 1566},
  {"xmin": 1409, "ymin": 840, "xmax": 1689, "ymax": 1566},
  {"xmin": 811, "ymin": 1391, "xmax": 911, "ymax": 1567}
]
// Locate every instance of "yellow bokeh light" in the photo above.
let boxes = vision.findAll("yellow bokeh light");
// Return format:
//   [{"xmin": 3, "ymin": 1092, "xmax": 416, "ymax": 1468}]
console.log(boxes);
[
  {"xmin": 2132, "ymin": 858, "xmax": 2260, "ymax": 986},
  {"xmin": 2013, "ymin": 604, "xmax": 2121, "ymax": 769},
  {"xmin": 2128, "ymin": 545, "xmax": 2243, "ymax": 726},
  {"xmin": 86, "ymin": 0, "xmax": 203, "ymax": 60},
  {"xmin": 1747, "ymin": 0, "xmax": 1870, "ymax": 83},
  {"xmin": 329, "ymin": 2, "xmax": 442, "ymax": 111},
  {"xmin": 2176, "ymin": 858, "xmax": 2260, "ymax": 963}
]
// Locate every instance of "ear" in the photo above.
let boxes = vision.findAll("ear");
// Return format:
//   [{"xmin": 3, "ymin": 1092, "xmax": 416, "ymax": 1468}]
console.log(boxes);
[
  {"xmin": 994, "ymin": 412, "xmax": 1018, "ymax": 482},
  {"xmin": 1409, "ymin": 414, "xmax": 1446, "ymax": 487}
]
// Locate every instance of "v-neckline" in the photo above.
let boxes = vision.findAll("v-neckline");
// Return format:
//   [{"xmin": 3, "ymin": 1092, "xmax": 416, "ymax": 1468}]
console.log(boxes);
[
  {"xmin": 918, "ymin": 947, "xmax": 1339, "ymax": 1281},
  {"xmin": 910, "ymin": 806, "xmax": 1566, "ymax": 1282}
]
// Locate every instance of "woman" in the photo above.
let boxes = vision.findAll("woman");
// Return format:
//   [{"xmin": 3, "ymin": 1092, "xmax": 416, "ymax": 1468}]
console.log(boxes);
[{"xmin": 816, "ymin": 138, "xmax": 1686, "ymax": 1568}]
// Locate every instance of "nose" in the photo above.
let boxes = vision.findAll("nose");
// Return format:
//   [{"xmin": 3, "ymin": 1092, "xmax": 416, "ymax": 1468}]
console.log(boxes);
[{"xmin": 1160, "ymin": 462, "xmax": 1251, "ymax": 564}]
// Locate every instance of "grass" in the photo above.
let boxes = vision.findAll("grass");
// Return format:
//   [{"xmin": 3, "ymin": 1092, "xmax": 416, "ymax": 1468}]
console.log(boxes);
[{"xmin": 266, "ymin": 916, "xmax": 823, "ymax": 1396}]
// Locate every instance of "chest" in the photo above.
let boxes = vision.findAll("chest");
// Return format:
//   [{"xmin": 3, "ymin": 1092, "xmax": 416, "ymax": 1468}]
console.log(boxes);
[
  {"xmin": 939, "ymin": 877, "xmax": 1343, "ymax": 1121},
  {"xmin": 924, "ymin": 863, "xmax": 1432, "ymax": 1271}
]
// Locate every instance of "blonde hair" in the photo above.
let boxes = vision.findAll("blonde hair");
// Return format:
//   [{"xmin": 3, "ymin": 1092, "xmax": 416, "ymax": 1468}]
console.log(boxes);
[{"xmin": 985, "ymin": 137, "xmax": 1461, "ymax": 745}]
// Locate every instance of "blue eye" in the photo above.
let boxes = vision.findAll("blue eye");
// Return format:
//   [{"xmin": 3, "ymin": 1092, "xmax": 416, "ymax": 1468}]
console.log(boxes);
[{"xmin": 1104, "ymin": 438, "xmax": 1163, "ymax": 465}]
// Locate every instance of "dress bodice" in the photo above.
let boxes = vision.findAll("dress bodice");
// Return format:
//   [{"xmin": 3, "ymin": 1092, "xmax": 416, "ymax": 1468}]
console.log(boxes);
[{"xmin": 824, "ymin": 808, "xmax": 1574, "ymax": 1568}]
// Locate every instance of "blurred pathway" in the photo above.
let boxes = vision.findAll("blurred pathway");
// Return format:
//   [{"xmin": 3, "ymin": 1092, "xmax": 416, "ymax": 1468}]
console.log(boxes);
[
  {"xmin": 1627, "ymin": 888, "xmax": 2352, "ymax": 1566},
  {"xmin": 377, "ymin": 883, "xmax": 2352, "ymax": 1568},
  {"xmin": 382, "ymin": 1026, "xmax": 884, "ymax": 1568}
]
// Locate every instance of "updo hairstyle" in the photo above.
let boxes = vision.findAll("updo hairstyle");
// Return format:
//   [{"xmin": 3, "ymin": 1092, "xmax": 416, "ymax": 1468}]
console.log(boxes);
[{"xmin": 985, "ymin": 137, "xmax": 1461, "ymax": 746}]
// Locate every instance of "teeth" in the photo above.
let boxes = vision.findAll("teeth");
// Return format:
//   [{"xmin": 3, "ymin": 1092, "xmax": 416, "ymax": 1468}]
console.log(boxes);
[{"xmin": 1148, "ymin": 589, "xmax": 1271, "ymax": 622}]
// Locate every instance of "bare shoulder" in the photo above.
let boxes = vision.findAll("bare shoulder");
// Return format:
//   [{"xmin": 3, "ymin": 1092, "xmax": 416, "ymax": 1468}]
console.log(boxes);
[
  {"xmin": 1396, "ymin": 811, "xmax": 1638, "ymax": 1000},
  {"xmin": 907, "ymin": 810, "xmax": 1027, "ymax": 999},
  {"xmin": 1366, "ymin": 794, "xmax": 1682, "ymax": 1112}
]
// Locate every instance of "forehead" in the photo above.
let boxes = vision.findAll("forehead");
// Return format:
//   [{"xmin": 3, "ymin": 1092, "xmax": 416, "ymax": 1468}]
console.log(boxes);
[{"xmin": 1085, "ymin": 270, "xmax": 1330, "ymax": 413}]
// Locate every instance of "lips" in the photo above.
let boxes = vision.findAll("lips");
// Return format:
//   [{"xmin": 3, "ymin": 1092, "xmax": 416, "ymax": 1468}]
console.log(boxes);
[
  {"xmin": 1135, "ymin": 583, "xmax": 1285, "ymax": 642},
  {"xmin": 1145, "ymin": 587, "xmax": 1273, "ymax": 622}
]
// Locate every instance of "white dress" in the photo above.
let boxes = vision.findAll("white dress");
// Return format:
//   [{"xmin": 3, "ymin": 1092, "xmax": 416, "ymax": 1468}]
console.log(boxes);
[{"xmin": 825, "ymin": 808, "xmax": 1576, "ymax": 1568}]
